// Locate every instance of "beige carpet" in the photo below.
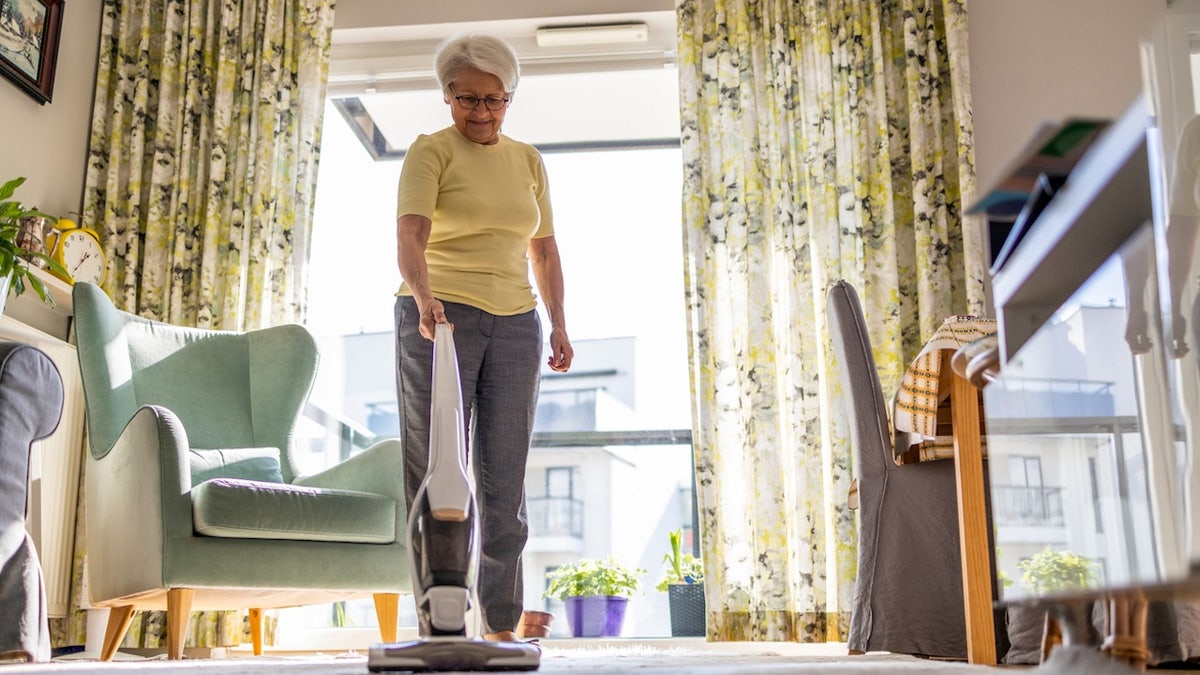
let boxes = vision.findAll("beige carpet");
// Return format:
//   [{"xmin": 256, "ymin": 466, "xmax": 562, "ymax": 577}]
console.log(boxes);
[{"xmin": 0, "ymin": 642, "xmax": 1149, "ymax": 673}]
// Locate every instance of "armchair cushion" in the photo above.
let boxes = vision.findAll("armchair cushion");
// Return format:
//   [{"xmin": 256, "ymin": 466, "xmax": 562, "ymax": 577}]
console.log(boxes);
[
  {"xmin": 192, "ymin": 477, "xmax": 396, "ymax": 544},
  {"xmin": 189, "ymin": 447, "xmax": 283, "ymax": 487}
]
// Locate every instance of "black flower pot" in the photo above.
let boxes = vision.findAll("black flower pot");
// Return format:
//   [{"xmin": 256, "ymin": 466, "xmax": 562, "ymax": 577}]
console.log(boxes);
[{"xmin": 667, "ymin": 583, "xmax": 706, "ymax": 637}]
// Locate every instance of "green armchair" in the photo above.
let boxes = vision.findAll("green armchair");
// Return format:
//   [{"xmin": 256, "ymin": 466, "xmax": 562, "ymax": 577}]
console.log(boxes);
[{"xmin": 71, "ymin": 282, "xmax": 409, "ymax": 660}]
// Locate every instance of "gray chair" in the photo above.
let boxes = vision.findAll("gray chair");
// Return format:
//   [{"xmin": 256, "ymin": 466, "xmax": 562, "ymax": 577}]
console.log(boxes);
[
  {"xmin": 827, "ymin": 279, "xmax": 1001, "ymax": 658},
  {"xmin": 0, "ymin": 342, "xmax": 64, "ymax": 663}
]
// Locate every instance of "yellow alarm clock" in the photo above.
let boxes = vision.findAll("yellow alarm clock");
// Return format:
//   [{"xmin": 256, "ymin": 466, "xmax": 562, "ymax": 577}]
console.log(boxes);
[{"xmin": 46, "ymin": 217, "xmax": 106, "ymax": 286}]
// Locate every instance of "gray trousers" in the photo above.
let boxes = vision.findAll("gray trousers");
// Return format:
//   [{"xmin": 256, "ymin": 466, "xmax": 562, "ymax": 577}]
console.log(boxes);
[{"xmin": 394, "ymin": 296, "xmax": 542, "ymax": 634}]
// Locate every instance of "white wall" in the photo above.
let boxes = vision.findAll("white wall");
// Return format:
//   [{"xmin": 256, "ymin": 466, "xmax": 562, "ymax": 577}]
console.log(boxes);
[{"xmin": 0, "ymin": 0, "xmax": 101, "ymax": 220}]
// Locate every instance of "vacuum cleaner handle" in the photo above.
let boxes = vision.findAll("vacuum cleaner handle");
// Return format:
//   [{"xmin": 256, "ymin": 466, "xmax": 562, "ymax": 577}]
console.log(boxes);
[{"xmin": 426, "ymin": 322, "xmax": 472, "ymax": 522}]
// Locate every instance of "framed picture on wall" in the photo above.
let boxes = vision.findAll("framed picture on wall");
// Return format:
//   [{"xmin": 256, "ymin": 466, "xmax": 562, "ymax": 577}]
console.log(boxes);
[{"xmin": 0, "ymin": 0, "xmax": 63, "ymax": 105}]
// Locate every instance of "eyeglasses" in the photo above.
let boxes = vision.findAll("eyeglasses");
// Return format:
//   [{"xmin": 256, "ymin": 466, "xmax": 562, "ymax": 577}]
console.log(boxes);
[{"xmin": 450, "ymin": 90, "xmax": 510, "ymax": 112}]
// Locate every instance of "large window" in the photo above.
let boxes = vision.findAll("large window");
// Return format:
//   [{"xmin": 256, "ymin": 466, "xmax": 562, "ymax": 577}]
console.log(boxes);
[{"xmin": 280, "ymin": 64, "xmax": 695, "ymax": 642}]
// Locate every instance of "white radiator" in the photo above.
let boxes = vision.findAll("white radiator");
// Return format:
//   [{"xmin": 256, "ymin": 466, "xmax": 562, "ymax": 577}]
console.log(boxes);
[{"xmin": 2, "ymin": 314, "xmax": 86, "ymax": 618}]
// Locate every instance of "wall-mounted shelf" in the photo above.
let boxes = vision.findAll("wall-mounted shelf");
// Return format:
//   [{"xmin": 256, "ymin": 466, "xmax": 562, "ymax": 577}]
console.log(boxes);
[
  {"xmin": 991, "ymin": 96, "xmax": 1155, "ymax": 360},
  {"xmin": 5, "ymin": 265, "xmax": 74, "ymax": 341}
]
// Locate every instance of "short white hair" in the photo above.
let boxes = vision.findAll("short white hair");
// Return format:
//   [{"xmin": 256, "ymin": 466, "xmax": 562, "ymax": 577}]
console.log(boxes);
[{"xmin": 435, "ymin": 32, "xmax": 520, "ymax": 95}]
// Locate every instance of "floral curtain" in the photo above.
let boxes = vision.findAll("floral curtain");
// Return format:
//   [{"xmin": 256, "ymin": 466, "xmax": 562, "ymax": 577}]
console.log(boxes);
[
  {"xmin": 49, "ymin": 0, "xmax": 335, "ymax": 651},
  {"xmin": 81, "ymin": 0, "xmax": 333, "ymax": 329},
  {"xmin": 676, "ymin": 0, "xmax": 986, "ymax": 641}
]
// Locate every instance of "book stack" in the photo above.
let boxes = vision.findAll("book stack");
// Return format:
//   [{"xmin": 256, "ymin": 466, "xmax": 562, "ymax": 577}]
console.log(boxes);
[{"xmin": 970, "ymin": 118, "xmax": 1111, "ymax": 274}]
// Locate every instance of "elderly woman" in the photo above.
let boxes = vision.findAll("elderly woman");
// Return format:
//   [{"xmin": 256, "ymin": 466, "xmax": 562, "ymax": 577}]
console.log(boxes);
[{"xmin": 393, "ymin": 32, "xmax": 573, "ymax": 643}]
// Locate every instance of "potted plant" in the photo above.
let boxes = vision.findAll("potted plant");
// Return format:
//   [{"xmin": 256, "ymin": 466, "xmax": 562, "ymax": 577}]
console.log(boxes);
[
  {"xmin": 656, "ymin": 528, "xmax": 706, "ymax": 637},
  {"xmin": 543, "ymin": 556, "xmax": 645, "ymax": 637},
  {"xmin": 1004, "ymin": 548, "xmax": 1100, "ymax": 663},
  {"xmin": 1017, "ymin": 547, "xmax": 1099, "ymax": 595},
  {"xmin": 0, "ymin": 177, "xmax": 67, "ymax": 313}
]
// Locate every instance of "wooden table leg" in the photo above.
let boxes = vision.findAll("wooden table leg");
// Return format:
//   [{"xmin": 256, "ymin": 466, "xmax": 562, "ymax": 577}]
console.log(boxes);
[{"xmin": 950, "ymin": 370, "xmax": 997, "ymax": 665}]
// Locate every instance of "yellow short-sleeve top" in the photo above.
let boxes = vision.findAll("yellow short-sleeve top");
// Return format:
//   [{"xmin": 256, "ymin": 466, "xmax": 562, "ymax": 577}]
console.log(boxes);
[{"xmin": 395, "ymin": 126, "xmax": 554, "ymax": 316}]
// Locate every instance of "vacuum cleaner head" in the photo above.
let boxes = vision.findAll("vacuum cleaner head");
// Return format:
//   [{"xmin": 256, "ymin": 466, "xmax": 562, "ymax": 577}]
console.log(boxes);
[{"xmin": 367, "ymin": 638, "xmax": 541, "ymax": 672}]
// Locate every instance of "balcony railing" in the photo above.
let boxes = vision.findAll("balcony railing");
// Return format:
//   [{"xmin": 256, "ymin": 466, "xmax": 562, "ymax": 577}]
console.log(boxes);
[
  {"xmin": 992, "ymin": 484, "xmax": 1066, "ymax": 527},
  {"xmin": 295, "ymin": 410, "xmax": 699, "ymax": 550},
  {"xmin": 531, "ymin": 429, "xmax": 697, "ymax": 551},
  {"xmin": 984, "ymin": 376, "xmax": 1115, "ymax": 419},
  {"xmin": 527, "ymin": 496, "xmax": 584, "ymax": 538}
]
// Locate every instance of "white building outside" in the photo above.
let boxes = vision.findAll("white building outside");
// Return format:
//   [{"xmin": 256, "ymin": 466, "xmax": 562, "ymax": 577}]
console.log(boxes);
[{"xmin": 291, "ymin": 331, "xmax": 694, "ymax": 638}]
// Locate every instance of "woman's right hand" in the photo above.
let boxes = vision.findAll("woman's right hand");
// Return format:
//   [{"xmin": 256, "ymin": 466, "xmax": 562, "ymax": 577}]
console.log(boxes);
[{"xmin": 418, "ymin": 297, "xmax": 449, "ymax": 340}]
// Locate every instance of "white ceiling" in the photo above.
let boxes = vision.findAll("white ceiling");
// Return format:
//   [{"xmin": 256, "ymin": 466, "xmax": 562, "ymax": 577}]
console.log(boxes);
[
  {"xmin": 326, "ymin": 4, "xmax": 681, "ymax": 158},
  {"xmin": 327, "ymin": 7, "xmax": 677, "ymax": 96}
]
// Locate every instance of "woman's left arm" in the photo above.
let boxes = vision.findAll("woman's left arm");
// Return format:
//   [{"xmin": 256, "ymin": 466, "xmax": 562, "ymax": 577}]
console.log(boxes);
[{"xmin": 529, "ymin": 235, "xmax": 573, "ymax": 372}]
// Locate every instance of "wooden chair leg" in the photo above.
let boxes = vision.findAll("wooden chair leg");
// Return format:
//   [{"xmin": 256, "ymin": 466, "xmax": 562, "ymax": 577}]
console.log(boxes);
[
  {"xmin": 1130, "ymin": 596, "xmax": 1149, "ymax": 669},
  {"xmin": 1040, "ymin": 610, "xmax": 1062, "ymax": 663},
  {"xmin": 100, "ymin": 605, "xmax": 136, "ymax": 662},
  {"xmin": 1102, "ymin": 597, "xmax": 1124, "ymax": 663},
  {"xmin": 1102, "ymin": 594, "xmax": 1150, "ymax": 671},
  {"xmin": 249, "ymin": 608, "xmax": 263, "ymax": 656},
  {"xmin": 374, "ymin": 593, "xmax": 400, "ymax": 643},
  {"xmin": 166, "ymin": 589, "xmax": 194, "ymax": 660}
]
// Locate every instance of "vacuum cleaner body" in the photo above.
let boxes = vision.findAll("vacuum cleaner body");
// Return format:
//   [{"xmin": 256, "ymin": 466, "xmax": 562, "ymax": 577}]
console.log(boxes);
[{"xmin": 369, "ymin": 323, "xmax": 540, "ymax": 672}]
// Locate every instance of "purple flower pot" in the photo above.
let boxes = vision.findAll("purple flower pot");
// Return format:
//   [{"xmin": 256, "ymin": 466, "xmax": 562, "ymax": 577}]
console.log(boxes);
[{"xmin": 562, "ymin": 595, "xmax": 629, "ymax": 637}]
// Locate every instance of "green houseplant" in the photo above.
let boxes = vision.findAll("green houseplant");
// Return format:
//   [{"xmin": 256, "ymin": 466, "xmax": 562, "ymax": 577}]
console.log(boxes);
[
  {"xmin": 1017, "ymin": 547, "xmax": 1099, "ymax": 595},
  {"xmin": 655, "ymin": 528, "xmax": 704, "ymax": 591},
  {"xmin": 0, "ymin": 177, "xmax": 67, "ymax": 310},
  {"xmin": 544, "ymin": 556, "xmax": 645, "ymax": 637},
  {"xmin": 657, "ymin": 529, "xmax": 706, "ymax": 636},
  {"xmin": 1006, "ymin": 548, "xmax": 1101, "ymax": 662}
]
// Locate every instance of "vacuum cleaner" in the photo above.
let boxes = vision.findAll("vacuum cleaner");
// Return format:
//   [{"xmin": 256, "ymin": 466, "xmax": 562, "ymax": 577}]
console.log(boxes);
[{"xmin": 368, "ymin": 323, "xmax": 541, "ymax": 672}]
